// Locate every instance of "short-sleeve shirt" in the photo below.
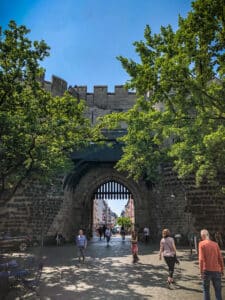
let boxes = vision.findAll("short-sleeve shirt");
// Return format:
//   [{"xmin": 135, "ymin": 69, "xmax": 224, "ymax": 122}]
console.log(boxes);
[
  {"xmin": 76, "ymin": 235, "xmax": 87, "ymax": 247},
  {"xmin": 160, "ymin": 237, "xmax": 175, "ymax": 257}
]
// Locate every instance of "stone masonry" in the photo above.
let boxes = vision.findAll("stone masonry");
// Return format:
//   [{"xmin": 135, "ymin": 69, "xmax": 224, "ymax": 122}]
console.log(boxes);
[{"xmin": 0, "ymin": 75, "xmax": 225, "ymax": 242}]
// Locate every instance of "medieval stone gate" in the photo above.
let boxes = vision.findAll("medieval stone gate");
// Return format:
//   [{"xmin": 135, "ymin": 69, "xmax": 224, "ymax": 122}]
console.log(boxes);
[
  {"xmin": 46, "ymin": 139, "xmax": 154, "ymax": 240},
  {"xmin": 1, "ymin": 75, "xmax": 225, "ymax": 242}
]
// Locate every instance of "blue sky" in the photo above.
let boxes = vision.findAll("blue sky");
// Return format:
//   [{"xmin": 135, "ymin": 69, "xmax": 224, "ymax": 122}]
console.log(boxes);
[
  {"xmin": 107, "ymin": 199, "xmax": 126, "ymax": 216},
  {"xmin": 1, "ymin": 0, "xmax": 192, "ymax": 215},
  {"xmin": 1, "ymin": 0, "xmax": 192, "ymax": 92}
]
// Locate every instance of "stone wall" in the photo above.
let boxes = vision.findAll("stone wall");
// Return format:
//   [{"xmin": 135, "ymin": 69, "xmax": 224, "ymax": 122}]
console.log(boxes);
[
  {"xmin": 1, "ymin": 162, "xmax": 225, "ymax": 242},
  {"xmin": 43, "ymin": 75, "xmax": 136, "ymax": 125},
  {"xmin": 0, "ymin": 178, "xmax": 64, "ymax": 240},
  {"xmin": 1, "ymin": 74, "xmax": 225, "ymax": 242}
]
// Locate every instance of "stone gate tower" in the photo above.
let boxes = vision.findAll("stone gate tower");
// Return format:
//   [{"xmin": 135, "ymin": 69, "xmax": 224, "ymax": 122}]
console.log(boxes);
[{"xmin": 1, "ymin": 75, "xmax": 225, "ymax": 242}]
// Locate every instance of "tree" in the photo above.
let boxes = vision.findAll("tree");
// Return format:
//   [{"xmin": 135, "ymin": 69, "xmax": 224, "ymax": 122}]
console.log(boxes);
[
  {"xmin": 0, "ymin": 21, "xmax": 93, "ymax": 203},
  {"xmin": 99, "ymin": 0, "xmax": 225, "ymax": 187},
  {"xmin": 116, "ymin": 216, "xmax": 132, "ymax": 229}
]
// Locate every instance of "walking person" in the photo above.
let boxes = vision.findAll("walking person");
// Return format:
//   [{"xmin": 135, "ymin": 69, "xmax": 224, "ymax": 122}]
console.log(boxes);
[
  {"xmin": 76, "ymin": 229, "xmax": 87, "ymax": 263},
  {"xmin": 143, "ymin": 226, "xmax": 150, "ymax": 243},
  {"xmin": 131, "ymin": 230, "xmax": 139, "ymax": 263},
  {"xmin": 159, "ymin": 228, "xmax": 177, "ymax": 286},
  {"xmin": 120, "ymin": 226, "xmax": 126, "ymax": 241},
  {"xmin": 199, "ymin": 229, "xmax": 224, "ymax": 300},
  {"xmin": 214, "ymin": 230, "xmax": 223, "ymax": 249},
  {"xmin": 55, "ymin": 232, "xmax": 61, "ymax": 246},
  {"xmin": 97, "ymin": 226, "xmax": 103, "ymax": 241},
  {"xmin": 105, "ymin": 226, "xmax": 112, "ymax": 246},
  {"xmin": 102, "ymin": 224, "xmax": 106, "ymax": 239}
]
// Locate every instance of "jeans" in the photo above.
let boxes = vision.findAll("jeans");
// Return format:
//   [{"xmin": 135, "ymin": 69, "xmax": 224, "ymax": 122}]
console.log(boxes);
[
  {"xmin": 202, "ymin": 271, "xmax": 222, "ymax": 300},
  {"xmin": 77, "ymin": 246, "xmax": 85, "ymax": 261}
]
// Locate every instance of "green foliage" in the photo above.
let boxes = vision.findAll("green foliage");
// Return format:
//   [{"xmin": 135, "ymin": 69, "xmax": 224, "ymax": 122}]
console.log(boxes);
[
  {"xmin": 99, "ymin": 0, "xmax": 225, "ymax": 186},
  {"xmin": 116, "ymin": 216, "xmax": 132, "ymax": 228},
  {"xmin": 0, "ymin": 21, "xmax": 93, "ymax": 201}
]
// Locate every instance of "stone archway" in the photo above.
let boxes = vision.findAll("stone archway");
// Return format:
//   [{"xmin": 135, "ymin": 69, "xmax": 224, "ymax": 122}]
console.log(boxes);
[
  {"xmin": 47, "ymin": 163, "xmax": 201, "ymax": 242},
  {"xmin": 70, "ymin": 164, "xmax": 150, "ymax": 239},
  {"xmin": 48, "ymin": 163, "xmax": 151, "ymax": 240},
  {"xmin": 91, "ymin": 179, "xmax": 134, "ymax": 231}
]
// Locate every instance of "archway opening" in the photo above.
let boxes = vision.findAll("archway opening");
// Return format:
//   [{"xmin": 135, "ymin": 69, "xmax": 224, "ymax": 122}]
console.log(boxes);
[{"xmin": 92, "ymin": 180, "xmax": 135, "ymax": 234}]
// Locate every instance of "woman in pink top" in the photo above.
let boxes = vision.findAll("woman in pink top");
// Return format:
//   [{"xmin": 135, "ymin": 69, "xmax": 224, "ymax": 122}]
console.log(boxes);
[{"xmin": 159, "ymin": 228, "xmax": 177, "ymax": 285}]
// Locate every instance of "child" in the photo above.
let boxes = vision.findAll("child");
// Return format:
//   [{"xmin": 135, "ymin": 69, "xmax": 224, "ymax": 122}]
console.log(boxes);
[
  {"xmin": 76, "ymin": 229, "xmax": 87, "ymax": 263},
  {"xmin": 131, "ymin": 230, "xmax": 139, "ymax": 263}
]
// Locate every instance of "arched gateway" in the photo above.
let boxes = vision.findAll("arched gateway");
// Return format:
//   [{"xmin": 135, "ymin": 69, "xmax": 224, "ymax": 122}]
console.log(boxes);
[{"xmin": 48, "ymin": 137, "xmax": 152, "ymax": 240}]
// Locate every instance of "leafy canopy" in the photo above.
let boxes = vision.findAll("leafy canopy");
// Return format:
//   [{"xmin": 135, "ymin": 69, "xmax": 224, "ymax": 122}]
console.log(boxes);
[
  {"xmin": 0, "ymin": 21, "xmax": 93, "ymax": 202},
  {"xmin": 98, "ymin": 0, "xmax": 225, "ymax": 187},
  {"xmin": 116, "ymin": 216, "xmax": 132, "ymax": 228}
]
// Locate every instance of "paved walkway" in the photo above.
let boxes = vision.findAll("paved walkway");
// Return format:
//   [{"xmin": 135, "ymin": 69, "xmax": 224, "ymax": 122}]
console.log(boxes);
[
  {"xmin": 3, "ymin": 235, "xmax": 225, "ymax": 299},
  {"xmin": 38, "ymin": 235, "xmax": 225, "ymax": 299}
]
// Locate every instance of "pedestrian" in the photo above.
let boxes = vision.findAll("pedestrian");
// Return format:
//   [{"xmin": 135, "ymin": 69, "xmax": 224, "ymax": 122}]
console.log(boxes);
[
  {"xmin": 131, "ymin": 230, "xmax": 139, "ymax": 263},
  {"xmin": 214, "ymin": 230, "xmax": 223, "ymax": 249},
  {"xmin": 105, "ymin": 226, "xmax": 112, "ymax": 246},
  {"xmin": 102, "ymin": 224, "xmax": 106, "ymax": 239},
  {"xmin": 199, "ymin": 229, "xmax": 224, "ymax": 300},
  {"xmin": 76, "ymin": 229, "xmax": 87, "ymax": 263},
  {"xmin": 159, "ymin": 228, "xmax": 177, "ymax": 286},
  {"xmin": 143, "ymin": 226, "xmax": 150, "ymax": 243},
  {"xmin": 97, "ymin": 226, "xmax": 103, "ymax": 240},
  {"xmin": 120, "ymin": 226, "xmax": 126, "ymax": 241},
  {"xmin": 55, "ymin": 232, "xmax": 63, "ymax": 246}
]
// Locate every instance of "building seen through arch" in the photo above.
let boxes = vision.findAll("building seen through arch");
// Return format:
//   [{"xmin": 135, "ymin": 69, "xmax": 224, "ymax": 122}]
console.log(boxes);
[{"xmin": 92, "ymin": 180, "xmax": 135, "ymax": 232}]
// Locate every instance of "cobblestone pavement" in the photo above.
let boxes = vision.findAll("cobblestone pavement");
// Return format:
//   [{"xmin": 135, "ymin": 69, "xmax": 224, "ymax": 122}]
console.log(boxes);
[{"xmin": 3, "ymin": 235, "xmax": 225, "ymax": 300}]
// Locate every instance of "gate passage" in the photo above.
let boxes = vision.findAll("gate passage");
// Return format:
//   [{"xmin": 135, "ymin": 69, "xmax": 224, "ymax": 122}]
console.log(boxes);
[{"xmin": 93, "ymin": 180, "xmax": 132, "ymax": 200}]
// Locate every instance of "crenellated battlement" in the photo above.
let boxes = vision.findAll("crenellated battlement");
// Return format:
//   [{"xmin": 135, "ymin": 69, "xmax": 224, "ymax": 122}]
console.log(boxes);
[
  {"xmin": 44, "ymin": 75, "xmax": 136, "ymax": 104},
  {"xmin": 44, "ymin": 74, "xmax": 136, "ymax": 95},
  {"xmin": 43, "ymin": 75, "xmax": 137, "ymax": 123}
]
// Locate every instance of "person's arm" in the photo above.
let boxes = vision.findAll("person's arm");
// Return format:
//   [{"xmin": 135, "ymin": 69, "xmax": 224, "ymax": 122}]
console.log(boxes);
[
  {"xmin": 172, "ymin": 238, "xmax": 177, "ymax": 253},
  {"xmin": 131, "ymin": 236, "xmax": 137, "ymax": 243},
  {"xmin": 198, "ymin": 243, "xmax": 204, "ymax": 277},
  {"xmin": 84, "ymin": 236, "xmax": 87, "ymax": 248}
]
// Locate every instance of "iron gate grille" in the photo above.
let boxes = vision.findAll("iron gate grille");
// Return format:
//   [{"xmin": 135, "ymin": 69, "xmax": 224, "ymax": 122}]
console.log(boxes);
[{"xmin": 94, "ymin": 180, "xmax": 132, "ymax": 200}]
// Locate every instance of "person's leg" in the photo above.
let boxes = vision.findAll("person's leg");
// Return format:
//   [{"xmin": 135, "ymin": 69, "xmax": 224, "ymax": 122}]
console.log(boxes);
[
  {"xmin": 211, "ymin": 271, "xmax": 222, "ymax": 300},
  {"xmin": 202, "ymin": 271, "xmax": 211, "ymax": 300},
  {"xmin": 77, "ymin": 247, "xmax": 81, "ymax": 262},
  {"xmin": 164, "ymin": 257, "xmax": 171, "ymax": 282},
  {"xmin": 133, "ymin": 245, "xmax": 139, "ymax": 262},
  {"xmin": 169, "ymin": 257, "xmax": 175, "ymax": 280},
  {"xmin": 164, "ymin": 257, "xmax": 175, "ymax": 283},
  {"xmin": 81, "ymin": 247, "xmax": 85, "ymax": 262}
]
